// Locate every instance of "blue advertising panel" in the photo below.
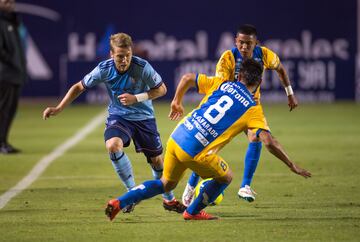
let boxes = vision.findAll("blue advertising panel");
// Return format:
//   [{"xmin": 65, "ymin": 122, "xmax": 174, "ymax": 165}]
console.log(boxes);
[{"xmin": 16, "ymin": 0, "xmax": 359, "ymax": 102}]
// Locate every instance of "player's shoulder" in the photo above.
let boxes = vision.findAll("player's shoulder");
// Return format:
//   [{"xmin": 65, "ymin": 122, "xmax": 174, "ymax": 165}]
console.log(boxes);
[
  {"xmin": 225, "ymin": 48, "xmax": 236, "ymax": 58},
  {"xmin": 198, "ymin": 73, "xmax": 223, "ymax": 82},
  {"xmin": 259, "ymin": 45, "xmax": 277, "ymax": 55},
  {"xmin": 224, "ymin": 49, "xmax": 234, "ymax": 55},
  {"xmin": 217, "ymin": 48, "xmax": 233, "ymax": 59},
  {"xmin": 198, "ymin": 74, "xmax": 226, "ymax": 91},
  {"xmin": 95, "ymin": 59, "xmax": 115, "ymax": 78},
  {"xmin": 131, "ymin": 56, "xmax": 148, "ymax": 68},
  {"xmin": 217, "ymin": 49, "xmax": 235, "ymax": 68},
  {"xmin": 98, "ymin": 58, "xmax": 114, "ymax": 70},
  {"xmin": 259, "ymin": 45, "xmax": 280, "ymax": 68}
]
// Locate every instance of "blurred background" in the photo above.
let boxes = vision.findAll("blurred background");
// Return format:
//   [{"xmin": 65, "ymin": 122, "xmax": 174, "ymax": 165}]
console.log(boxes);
[{"xmin": 15, "ymin": 0, "xmax": 360, "ymax": 103}]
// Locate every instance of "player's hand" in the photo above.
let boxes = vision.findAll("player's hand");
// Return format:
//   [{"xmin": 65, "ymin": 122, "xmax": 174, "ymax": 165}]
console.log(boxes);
[
  {"xmin": 289, "ymin": 163, "xmax": 311, "ymax": 178},
  {"xmin": 169, "ymin": 101, "xmax": 184, "ymax": 121},
  {"xmin": 288, "ymin": 95, "xmax": 298, "ymax": 111},
  {"xmin": 43, "ymin": 107, "xmax": 61, "ymax": 120},
  {"xmin": 118, "ymin": 93, "xmax": 137, "ymax": 106}
]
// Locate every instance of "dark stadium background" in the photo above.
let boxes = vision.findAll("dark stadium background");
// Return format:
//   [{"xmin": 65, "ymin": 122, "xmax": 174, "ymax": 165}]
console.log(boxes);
[{"xmin": 16, "ymin": 0, "xmax": 359, "ymax": 102}]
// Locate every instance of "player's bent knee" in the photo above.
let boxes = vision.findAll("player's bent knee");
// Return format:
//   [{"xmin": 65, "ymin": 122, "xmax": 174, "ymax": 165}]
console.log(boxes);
[
  {"xmin": 147, "ymin": 155, "xmax": 163, "ymax": 166},
  {"xmin": 105, "ymin": 137, "xmax": 123, "ymax": 153},
  {"xmin": 247, "ymin": 130, "xmax": 260, "ymax": 142},
  {"xmin": 161, "ymin": 178, "xmax": 177, "ymax": 192},
  {"xmin": 215, "ymin": 169, "xmax": 233, "ymax": 184},
  {"xmin": 259, "ymin": 131, "xmax": 273, "ymax": 147}
]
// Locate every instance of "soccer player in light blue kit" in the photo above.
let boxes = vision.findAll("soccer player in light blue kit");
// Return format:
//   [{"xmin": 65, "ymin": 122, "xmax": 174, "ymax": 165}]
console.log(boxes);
[{"xmin": 43, "ymin": 33, "xmax": 185, "ymax": 213}]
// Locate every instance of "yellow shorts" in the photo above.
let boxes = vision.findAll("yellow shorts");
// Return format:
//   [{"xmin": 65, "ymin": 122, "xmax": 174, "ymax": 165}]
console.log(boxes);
[
  {"xmin": 163, "ymin": 138, "xmax": 230, "ymax": 182},
  {"xmin": 248, "ymin": 104, "xmax": 270, "ymax": 135}
]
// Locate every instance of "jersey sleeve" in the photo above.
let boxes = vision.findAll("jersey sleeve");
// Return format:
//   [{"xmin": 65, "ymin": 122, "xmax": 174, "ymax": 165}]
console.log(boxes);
[
  {"xmin": 246, "ymin": 105, "xmax": 270, "ymax": 134},
  {"xmin": 215, "ymin": 50, "xmax": 235, "ymax": 80},
  {"xmin": 196, "ymin": 74, "xmax": 224, "ymax": 95},
  {"xmin": 142, "ymin": 62, "xmax": 163, "ymax": 88},
  {"xmin": 82, "ymin": 65, "xmax": 103, "ymax": 88},
  {"xmin": 261, "ymin": 46, "xmax": 280, "ymax": 70}
]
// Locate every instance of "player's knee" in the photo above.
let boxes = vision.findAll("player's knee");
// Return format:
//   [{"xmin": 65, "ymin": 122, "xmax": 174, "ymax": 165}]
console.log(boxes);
[
  {"xmin": 147, "ymin": 155, "xmax": 163, "ymax": 167},
  {"xmin": 247, "ymin": 130, "xmax": 259, "ymax": 142},
  {"xmin": 224, "ymin": 170, "xmax": 233, "ymax": 184},
  {"xmin": 161, "ymin": 178, "xmax": 177, "ymax": 192},
  {"xmin": 215, "ymin": 169, "xmax": 233, "ymax": 184},
  {"xmin": 260, "ymin": 131, "xmax": 274, "ymax": 148},
  {"xmin": 105, "ymin": 138, "xmax": 123, "ymax": 153}
]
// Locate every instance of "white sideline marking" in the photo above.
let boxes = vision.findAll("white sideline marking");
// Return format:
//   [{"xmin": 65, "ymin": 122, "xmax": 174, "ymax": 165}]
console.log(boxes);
[{"xmin": 0, "ymin": 111, "xmax": 106, "ymax": 209}]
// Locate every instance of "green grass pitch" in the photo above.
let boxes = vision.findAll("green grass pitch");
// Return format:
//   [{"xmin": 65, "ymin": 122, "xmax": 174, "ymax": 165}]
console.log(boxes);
[{"xmin": 0, "ymin": 101, "xmax": 359, "ymax": 242}]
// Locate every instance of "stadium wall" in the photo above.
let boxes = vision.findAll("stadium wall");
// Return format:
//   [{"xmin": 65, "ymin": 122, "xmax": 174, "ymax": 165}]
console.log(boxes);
[{"xmin": 16, "ymin": 0, "xmax": 359, "ymax": 102}]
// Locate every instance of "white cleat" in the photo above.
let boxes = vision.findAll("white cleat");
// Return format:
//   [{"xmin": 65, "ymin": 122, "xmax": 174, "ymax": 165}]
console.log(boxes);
[
  {"xmin": 238, "ymin": 185, "xmax": 257, "ymax": 202},
  {"xmin": 182, "ymin": 183, "xmax": 195, "ymax": 207}
]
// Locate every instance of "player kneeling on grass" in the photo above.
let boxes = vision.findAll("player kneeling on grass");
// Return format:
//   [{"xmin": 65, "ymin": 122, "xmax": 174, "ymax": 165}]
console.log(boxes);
[
  {"xmin": 105, "ymin": 59, "xmax": 311, "ymax": 221},
  {"xmin": 42, "ymin": 33, "xmax": 185, "ymax": 214}
]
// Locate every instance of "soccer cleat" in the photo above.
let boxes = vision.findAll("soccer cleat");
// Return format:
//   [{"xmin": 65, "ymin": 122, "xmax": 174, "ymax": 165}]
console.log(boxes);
[
  {"xmin": 238, "ymin": 185, "xmax": 257, "ymax": 202},
  {"xmin": 122, "ymin": 203, "xmax": 136, "ymax": 213},
  {"xmin": 182, "ymin": 183, "xmax": 195, "ymax": 207},
  {"xmin": 105, "ymin": 199, "xmax": 121, "ymax": 221},
  {"xmin": 163, "ymin": 198, "xmax": 186, "ymax": 213},
  {"xmin": 183, "ymin": 210, "xmax": 218, "ymax": 220}
]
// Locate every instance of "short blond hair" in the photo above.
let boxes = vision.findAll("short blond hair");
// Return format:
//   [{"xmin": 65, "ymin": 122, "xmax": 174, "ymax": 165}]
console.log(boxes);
[{"xmin": 110, "ymin": 33, "xmax": 133, "ymax": 52}]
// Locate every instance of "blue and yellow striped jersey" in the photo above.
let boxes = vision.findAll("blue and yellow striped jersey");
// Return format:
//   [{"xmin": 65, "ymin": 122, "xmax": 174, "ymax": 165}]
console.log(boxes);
[
  {"xmin": 171, "ymin": 74, "xmax": 269, "ymax": 159},
  {"xmin": 216, "ymin": 46, "xmax": 280, "ymax": 100}
]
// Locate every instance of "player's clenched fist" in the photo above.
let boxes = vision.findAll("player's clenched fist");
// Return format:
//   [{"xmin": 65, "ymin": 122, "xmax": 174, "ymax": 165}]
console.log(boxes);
[{"xmin": 43, "ymin": 107, "xmax": 61, "ymax": 120}]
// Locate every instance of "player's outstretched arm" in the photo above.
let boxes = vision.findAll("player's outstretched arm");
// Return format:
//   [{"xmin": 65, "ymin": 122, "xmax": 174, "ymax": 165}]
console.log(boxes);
[
  {"xmin": 42, "ymin": 81, "xmax": 86, "ymax": 120},
  {"xmin": 258, "ymin": 130, "xmax": 311, "ymax": 178},
  {"xmin": 169, "ymin": 73, "xmax": 196, "ymax": 121},
  {"xmin": 276, "ymin": 63, "xmax": 298, "ymax": 111}
]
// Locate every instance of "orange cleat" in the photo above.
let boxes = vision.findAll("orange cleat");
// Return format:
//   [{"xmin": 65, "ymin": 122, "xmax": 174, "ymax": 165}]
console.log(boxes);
[
  {"xmin": 105, "ymin": 199, "xmax": 121, "ymax": 221},
  {"xmin": 183, "ymin": 210, "xmax": 218, "ymax": 220}
]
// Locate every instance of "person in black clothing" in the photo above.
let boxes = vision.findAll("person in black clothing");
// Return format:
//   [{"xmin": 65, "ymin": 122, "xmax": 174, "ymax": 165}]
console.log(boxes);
[{"xmin": 0, "ymin": 0, "xmax": 26, "ymax": 154}]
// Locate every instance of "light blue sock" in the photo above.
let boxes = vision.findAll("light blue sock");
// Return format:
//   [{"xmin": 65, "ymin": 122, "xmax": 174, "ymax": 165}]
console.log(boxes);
[
  {"xmin": 110, "ymin": 151, "xmax": 136, "ymax": 190},
  {"xmin": 151, "ymin": 164, "xmax": 174, "ymax": 201},
  {"xmin": 118, "ymin": 180, "xmax": 164, "ymax": 209},
  {"xmin": 188, "ymin": 172, "xmax": 200, "ymax": 187},
  {"xmin": 241, "ymin": 142, "xmax": 262, "ymax": 188},
  {"xmin": 186, "ymin": 179, "xmax": 228, "ymax": 215}
]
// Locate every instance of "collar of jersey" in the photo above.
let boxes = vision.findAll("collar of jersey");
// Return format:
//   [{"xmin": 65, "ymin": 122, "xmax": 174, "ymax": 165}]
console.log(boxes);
[{"xmin": 113, "ymin": 59, "xmax": 131, "ymax": 76}]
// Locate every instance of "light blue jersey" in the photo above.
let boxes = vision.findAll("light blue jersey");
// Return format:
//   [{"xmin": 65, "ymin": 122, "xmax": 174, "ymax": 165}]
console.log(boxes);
[{"xmin": 82, "ymin": 56, "xmax": 163, "ymax": 120}]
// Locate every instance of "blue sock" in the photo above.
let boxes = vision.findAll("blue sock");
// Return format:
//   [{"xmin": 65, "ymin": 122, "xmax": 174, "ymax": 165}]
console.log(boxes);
[
  {"xmin": 151, "ymin": 164, "xmax": 174, "ymax": 201},
  {"xmin": 241, "ymin": 142, "xmax": 262, "ymax": 188},
  {"xmin": 118, "ymin": 180, "xmax": 164, "ymax": 209},
  {"xmin": 188, "ymin": 172, "xmax": 200, "ymax": 187},
  {"xmin": 110, "ymin": 151, "xmax": 136, "ymax": 190},
  {"xmin": 186, "ymin": 179, "xmax": 229, "ymax": 215}
]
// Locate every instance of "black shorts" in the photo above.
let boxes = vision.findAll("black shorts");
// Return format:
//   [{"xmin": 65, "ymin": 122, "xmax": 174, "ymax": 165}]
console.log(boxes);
[{"xmin": 104, "ymin": 115, "xmax": 163, "ymax": 157}]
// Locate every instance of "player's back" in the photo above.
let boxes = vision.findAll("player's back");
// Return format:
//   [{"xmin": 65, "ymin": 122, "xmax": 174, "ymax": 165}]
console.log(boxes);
[{"xmin": 171, "ymin": 77, "xmax": 258, "ymax": 159}]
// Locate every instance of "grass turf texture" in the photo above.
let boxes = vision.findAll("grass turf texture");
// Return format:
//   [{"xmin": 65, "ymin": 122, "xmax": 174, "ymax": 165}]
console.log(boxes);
[{"xmin": 0, "ymin": 102, "xmax": 359, "ymax": 242}]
